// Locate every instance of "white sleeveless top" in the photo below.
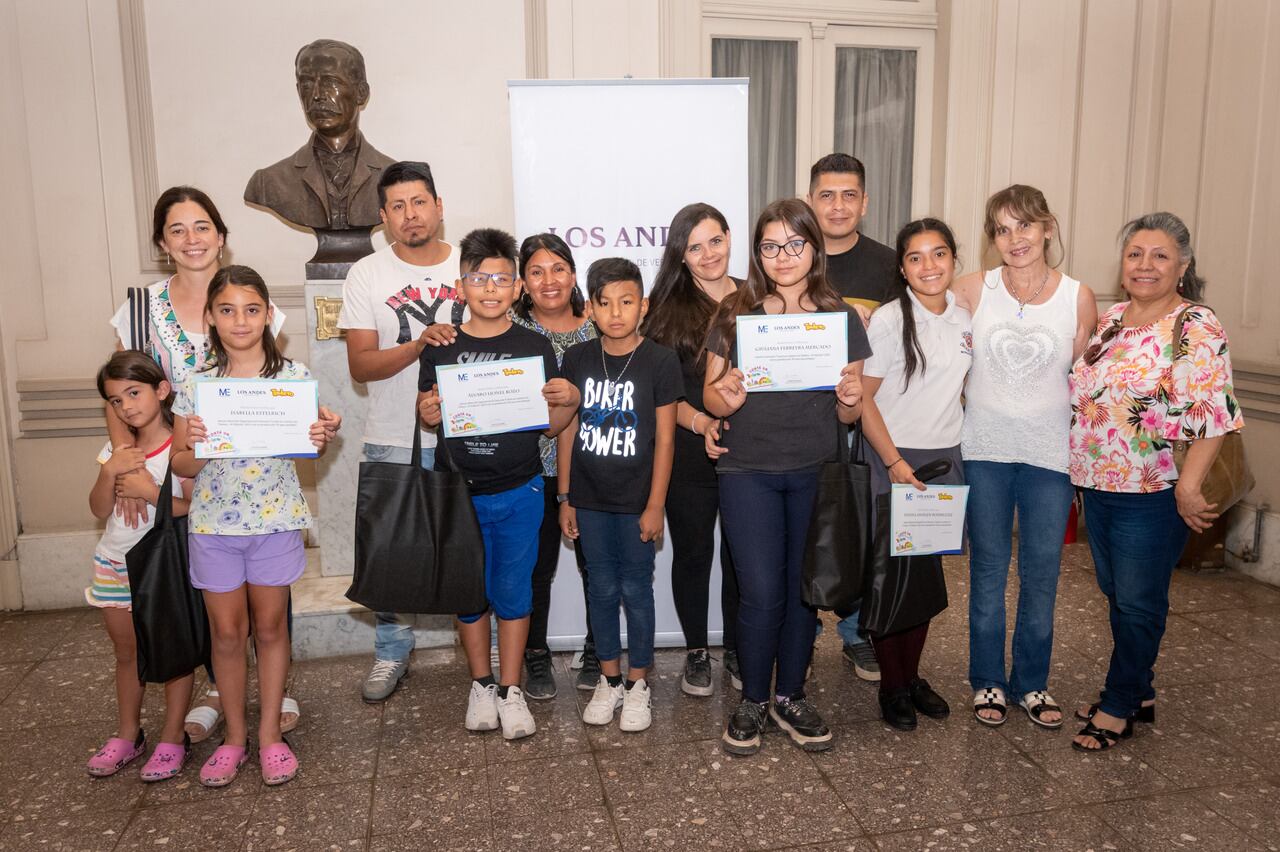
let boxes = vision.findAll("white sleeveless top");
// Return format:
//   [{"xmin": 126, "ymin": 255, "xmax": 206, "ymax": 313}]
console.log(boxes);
[{"xmin": 960, "ymin": 267, "xmax": 1079, "ymax": 473}]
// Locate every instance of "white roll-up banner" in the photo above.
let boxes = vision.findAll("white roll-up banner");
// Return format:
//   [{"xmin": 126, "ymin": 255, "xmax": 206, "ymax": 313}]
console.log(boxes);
[{"xmin": 508, "ymin": 78, "xmax": 749, "ymax": 650}]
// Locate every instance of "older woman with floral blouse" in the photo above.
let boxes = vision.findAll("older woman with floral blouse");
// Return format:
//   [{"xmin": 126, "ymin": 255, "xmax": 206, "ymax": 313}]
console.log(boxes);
[{"xmin": 1067, "ymin": 212, "xmax": 1243, "ymax": 752}]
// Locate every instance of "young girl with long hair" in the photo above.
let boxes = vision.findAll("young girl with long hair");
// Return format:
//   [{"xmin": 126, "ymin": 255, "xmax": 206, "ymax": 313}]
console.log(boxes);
[
  {"xmin": 171, "ymin": 266, "xmax": 340, "ymax": 787},
  {"xmin": 86, "ymin": 351, "xmax": 195, "ymax": 780},
  {"xmin": 858, "ymin": 219, "xmax": 972, "ymax": 730},
  {"xmin": 703, "ymin": 198, "xmax": 870, "ymax": 756},
  {"xmin": 641, "ymin": 202, "xmax": 742, "ymax": 695}
]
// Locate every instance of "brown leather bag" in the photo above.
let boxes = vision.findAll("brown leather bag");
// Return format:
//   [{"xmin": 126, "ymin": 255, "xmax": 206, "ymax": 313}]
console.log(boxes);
[{"xmin": 1169, "ymin": 306, "xmax": 1254, "ymax": 511}]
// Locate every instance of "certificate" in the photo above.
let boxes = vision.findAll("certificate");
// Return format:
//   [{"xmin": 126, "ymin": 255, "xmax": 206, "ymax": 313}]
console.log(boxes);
[
  {"xmin": 735, "ymin": 312, "xmax": 849, "ymax": 392},
  {"xmin": 889, "ymin": 484, "xmax": 970, "ymax": 556},
  {"xmin": 436, "ymin": 356, "xmax": 549, "ymax": 439},
  {"xmin": 193, "ymin": 378, "xmax": 319, "ymax": 459}
]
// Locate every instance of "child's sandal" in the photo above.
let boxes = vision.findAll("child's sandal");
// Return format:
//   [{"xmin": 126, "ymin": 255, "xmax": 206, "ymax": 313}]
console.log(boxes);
[
  {"xmin": 86, "ymin": 729, "xmax": 146, "ymax": 777},
  {"xmin": 260, "ymin": 740, "xmax": 298, "ymax": 786},
  {"xmin": 184, "ymin": 688, "xmax": 224, "ymax": 744},
  {"xmin": 199, "ymin": 743, "xmax": 248, "ymax": 788},
  {"xmin": 139, "ymin": 733, "xmax": 191, "ymax": 782}
]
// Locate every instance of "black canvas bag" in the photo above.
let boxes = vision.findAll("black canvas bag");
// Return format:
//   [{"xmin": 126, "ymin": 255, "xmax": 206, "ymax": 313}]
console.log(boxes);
[
  {"xmin": 125, "ymin": 461, "xmax": 210, "ymax": 683},
  {"xmin": 346, "ymin": 419, "xmax": 487, "ymax": 614},
  {"xmin": 801, "ymin": 422, "xmax": 874, "ymax": 611}
]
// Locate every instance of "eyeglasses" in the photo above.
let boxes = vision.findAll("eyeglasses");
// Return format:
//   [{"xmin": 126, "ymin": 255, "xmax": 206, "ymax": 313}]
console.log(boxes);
[
  {"xmin": 1081, "ymin": 320, "xmax": 1123, "ymax": 366},
  {"xmin": 758, "ymin": 239, "xmax": 808, "ymax": 259},
  {"xmin": 461, "ymin": 272, "xmax": 516, "ymax": 289}
]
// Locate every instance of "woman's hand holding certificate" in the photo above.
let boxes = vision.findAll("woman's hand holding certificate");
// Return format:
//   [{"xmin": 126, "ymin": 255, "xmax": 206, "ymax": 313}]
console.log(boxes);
[
  {"xmin": 736, "ymin": 312, "xmax": 850, "ymax": 392},
  {"xmin": 193, "ymin": 378, "xmax": 321, "ymax": 459},
  {"xmin": 434, "ymin": 356, "xmax": 551, "ymax": 438}
]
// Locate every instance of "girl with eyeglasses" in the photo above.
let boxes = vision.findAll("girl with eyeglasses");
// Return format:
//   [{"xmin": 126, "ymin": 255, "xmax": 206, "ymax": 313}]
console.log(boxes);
[{"xmin": 702, "ymin": 199, "xmax": 870, "ymax": 756}]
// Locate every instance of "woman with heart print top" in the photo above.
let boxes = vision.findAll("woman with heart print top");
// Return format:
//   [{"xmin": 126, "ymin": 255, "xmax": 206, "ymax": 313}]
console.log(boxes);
[{"xmin": 951, "ymin": 185, "xmax": 1098, "ymax": 731}]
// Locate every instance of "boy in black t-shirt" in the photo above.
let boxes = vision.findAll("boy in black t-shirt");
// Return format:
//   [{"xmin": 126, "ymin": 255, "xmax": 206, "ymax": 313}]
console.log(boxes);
[
  {"xmin": 417, "ymin": 228, "xmax": 580, "ymax": 741},
  {"xmin": 557, "ymin": 258, "xmax": 683, "ymax": 732}
]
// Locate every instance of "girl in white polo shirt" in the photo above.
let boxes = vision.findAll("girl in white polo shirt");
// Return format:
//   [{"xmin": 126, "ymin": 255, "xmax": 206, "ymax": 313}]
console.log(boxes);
[{"xmin": 858, "ymin": 218, "xmax": 972, "ymax": 732}]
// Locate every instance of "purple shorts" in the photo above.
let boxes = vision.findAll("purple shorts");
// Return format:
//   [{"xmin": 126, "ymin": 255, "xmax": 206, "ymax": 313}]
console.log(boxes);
[{"xmin": 189, "ymin": 530, "xmax": 306, "ymax": 593}]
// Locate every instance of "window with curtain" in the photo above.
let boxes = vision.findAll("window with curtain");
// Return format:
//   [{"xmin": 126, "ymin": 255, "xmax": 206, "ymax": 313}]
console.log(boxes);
[
  {"xmin": 712, "ymin": 38, "xmax": 797, "ymax": 222},
  {"xmin": 834, "ymin": 47, "xmax": 916, "ymax": 247}
]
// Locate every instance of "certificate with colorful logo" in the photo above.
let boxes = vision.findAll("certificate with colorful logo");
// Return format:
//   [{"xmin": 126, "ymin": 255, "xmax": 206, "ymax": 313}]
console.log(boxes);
[
  {"xmin": 193, "ymin": 378, "xmax": 319, "ymax": 459},
  {"xmin": 436, "ymin": 356, "xmax": 549, "ymax": 439},
  {"xmin": 889, "ymin": 484, "xmax": 970, "ymax": 556},
  {"xmin": 735, "ymin": 311, "xmax": 849, "ymax": 392}
]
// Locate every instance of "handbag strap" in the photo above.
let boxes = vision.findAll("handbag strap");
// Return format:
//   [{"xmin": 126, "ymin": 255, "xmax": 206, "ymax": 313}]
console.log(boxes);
[
  {"xmin": 834, "ymin": 420, "xmax": 864, "ymax": 464},
  {"xmin": 410, "ymin": 408, "xmax": 459, "ymax": 472},
  {"xmin": 154, "ymin": 459, "xmax": 175, "ymax": 525}
]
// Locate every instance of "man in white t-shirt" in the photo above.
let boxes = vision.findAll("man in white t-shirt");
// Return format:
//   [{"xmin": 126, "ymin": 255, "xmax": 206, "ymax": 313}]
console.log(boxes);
[{"xmin": 338, "ymin": 160, "xmax": 464, "ymax": 701}]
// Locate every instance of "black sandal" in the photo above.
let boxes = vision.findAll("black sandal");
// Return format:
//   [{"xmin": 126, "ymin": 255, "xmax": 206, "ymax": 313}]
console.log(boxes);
[
  {"xmin": 1074, "ymin": 701, "xmax": 1156, "ymax": 725},
  {"xmin": 1071, "ymin": 718, "xmax": 1134, "ymax": 752}
]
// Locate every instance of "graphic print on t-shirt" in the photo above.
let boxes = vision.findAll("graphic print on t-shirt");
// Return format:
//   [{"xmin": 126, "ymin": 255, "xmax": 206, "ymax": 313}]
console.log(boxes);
[
  {"xmin": 385, "ymin": 279, "xmax": 465, "ymax": 344},
  {"xmin": 579, "ymin": 377, "xmax": 639, "ymax": 458}
]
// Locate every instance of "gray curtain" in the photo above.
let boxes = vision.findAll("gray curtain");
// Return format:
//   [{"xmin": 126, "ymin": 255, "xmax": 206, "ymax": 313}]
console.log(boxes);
[
  {"xmin": 713, "ymin": 38, "xmax": 797, "ymax": 223},
  {"xmin": 834, "ymin": 47, "xmax": 916, "ymax": 247}
]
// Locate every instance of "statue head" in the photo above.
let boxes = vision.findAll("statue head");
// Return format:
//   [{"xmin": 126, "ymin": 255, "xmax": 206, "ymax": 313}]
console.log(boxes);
[{"xmin": 294, "ymin": 39, "xmax": 369, "ymax": 143}]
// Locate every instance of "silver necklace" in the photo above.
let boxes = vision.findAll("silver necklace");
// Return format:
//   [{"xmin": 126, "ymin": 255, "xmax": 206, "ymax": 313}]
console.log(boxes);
[
  {"xmin": 601, "ymin": 339, "xmax": 640, "ymax": 383},
  {"xmin": 1006, "ymin": 268, "xmax": 1050, "ymax": 319}
]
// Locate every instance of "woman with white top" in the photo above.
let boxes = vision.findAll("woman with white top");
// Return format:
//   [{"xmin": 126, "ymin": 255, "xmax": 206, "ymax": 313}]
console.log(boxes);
[
  {"xmin": 952, "ymin": 185, "xmax": 1097, "ymax": 729},
  {"xmin": 858, "ymin": 218, "xmax": 971, "ymax": 730}
]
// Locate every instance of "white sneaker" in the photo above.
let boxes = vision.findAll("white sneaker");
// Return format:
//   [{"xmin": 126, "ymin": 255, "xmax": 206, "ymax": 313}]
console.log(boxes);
[
  {"xmin": 496, "ymin": 685, "xmax": 537, "ymax": 740},
  {"xmin": 582, "ymin": 676, "xmax": 625, "ymax": 726},
  {"xmin": 465, "ymin": 681, "xmax": 499, "ymax": 732},
  {"xmin": 620, "ymin": 678, "xmax": 652, "ymax": 732}
]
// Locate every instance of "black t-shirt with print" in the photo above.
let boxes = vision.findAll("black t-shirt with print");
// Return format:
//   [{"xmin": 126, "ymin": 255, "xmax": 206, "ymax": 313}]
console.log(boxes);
[
  {"xmin": 417, "ymin": 324, "xmax": 559, "ymax": 495},
  {"xmin": 561, "ymin": 337, "xmax": 684, "ymax": 514},
  {"xmin": 828, "ymin": 234, "xmax": 898, "ymax": 310}
]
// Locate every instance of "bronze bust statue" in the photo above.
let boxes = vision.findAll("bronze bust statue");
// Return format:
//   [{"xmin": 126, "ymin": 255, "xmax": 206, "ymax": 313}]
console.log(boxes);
[{"xmin": 244, "ymin": 39, "xmax": 394, "ymax": 232}]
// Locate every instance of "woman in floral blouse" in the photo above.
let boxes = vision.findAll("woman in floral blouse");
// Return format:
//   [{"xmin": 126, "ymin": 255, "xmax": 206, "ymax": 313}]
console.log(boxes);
[{"xmin": 1067, "ymin": 212, "xmax": 1243, "ymax": 752}]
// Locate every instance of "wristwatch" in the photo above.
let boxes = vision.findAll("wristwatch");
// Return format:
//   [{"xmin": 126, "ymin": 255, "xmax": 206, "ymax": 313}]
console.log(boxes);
[{"xmin": 556, "ymin": 493, "xmax": 571, "ymax": 504}]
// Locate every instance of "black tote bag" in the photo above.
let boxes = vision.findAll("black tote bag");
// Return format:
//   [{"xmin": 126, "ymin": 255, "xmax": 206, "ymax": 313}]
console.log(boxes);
[
  {"xmin": 346, "ymin": 419, "xmax": 487, "ymax": 615},
  {"xmin": 801, "ymin": 422, "xmax": 874, "ymax": 611},
  {"xmin": 126, "ymin": 462, "xmax": 210, "ymax": 683},
  {"xmin": 859, "ymin": 460, "xmax": 953, "ymax": 638}
]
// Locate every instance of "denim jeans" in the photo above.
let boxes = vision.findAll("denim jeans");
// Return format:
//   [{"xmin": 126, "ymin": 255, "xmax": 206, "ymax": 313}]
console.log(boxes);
[
  {"xmin": 719, "ymin": 470, "xmax": 820, "ymax": 703},
  {"xmin": 576, "ymin": 508, "xmax": 657, "ymax": 670},
  {"xmin": 364, "ymin": 442, "xmax": 435, "ymax": 662},
  {"xmin": 965, "ymin": 461, "xmax": 1073, "ymax": 698},
  {"xmin": 1082, "ymin": 487, "xmax": 1188, "ymax": 719},
  {"xmin": 458, "ymin": 476, "xmax": 544, "ymax": 623}
]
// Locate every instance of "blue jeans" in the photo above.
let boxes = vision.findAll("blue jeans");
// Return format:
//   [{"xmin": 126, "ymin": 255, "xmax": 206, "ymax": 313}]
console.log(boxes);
[
  {"xmin": 577, "ymin": 509, "xmax": 657, "ymax": 669},
  {"xmin": 965, "ymin": 461, "xmax": 1073, "ymax": 697},
  {"xmin": 719, "ymin": 470, "xmax": 820, "ymax": 703},
  {"xmin": 458, "ymin": 476, "xmax": 544, "ymax": 623},
  {"xmin": 364, "ymin": 442, "xmax": 435, "ymax": 662},
  {"xmin": 1082, "ymin": 488, "xmax": 1188, "ymax": 719}
]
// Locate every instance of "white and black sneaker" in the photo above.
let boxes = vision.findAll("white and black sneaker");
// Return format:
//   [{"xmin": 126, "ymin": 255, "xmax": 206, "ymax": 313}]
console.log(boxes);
[
  {"xmin": 620, "ymin": 679, "xmax": 652, "ymax": 732},
  {"xmin": 496, "ymin": 686, "xmax": 537, "ymax": 740},
  {"xmin": 770, "ymin": 694, "xmax": 833, "ymax": 752},
  {"xmin": 722, "ymin": 699, "xmax": 769, "ymax": 756},
  {"xmin": 582, "ymin": 676, "xmax": 625, "ymax": 725},
  {"xmin": 681, "ymin": 649, "xmax": 714, "ymax": 696},
  {"xmin": 523, "ymin": 648, "xmax": 557, "ymax": 700},
  {"xmin": 575, "ymin": 643, "xmax": 602, "ymax": 691},
  {"xmin": 723, "ymin": 650, "xmax": 742, "ymax": 691},
  {"xmin": 465, "ymin": 681, "xmax": 499, "ymax": 732}
]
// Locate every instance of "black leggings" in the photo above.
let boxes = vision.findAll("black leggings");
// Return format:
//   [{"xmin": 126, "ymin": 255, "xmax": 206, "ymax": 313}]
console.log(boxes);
[
  {"xmin": 528, "ymin": 475, "xmax": 590, "ymax": 652},
  {"xmin": 666, "ymin": 477, "xmax": 739, "ymax": 651},
  {"xmin": 871, "ymin": 620, "xmax": 930, "ymax": 693}
]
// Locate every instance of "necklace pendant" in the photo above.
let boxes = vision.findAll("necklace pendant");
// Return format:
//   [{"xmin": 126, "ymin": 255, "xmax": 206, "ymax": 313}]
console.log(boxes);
[{"xmin": 1017, "ymin": 306, "xmax": 1024, "ymax": 319}]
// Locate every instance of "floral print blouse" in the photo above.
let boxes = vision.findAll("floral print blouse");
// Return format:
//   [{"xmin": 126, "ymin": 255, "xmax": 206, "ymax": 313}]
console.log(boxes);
[
  {"xmin": 1068, "ymin": 301, "xmax": 1243, "ymax": 493},
  {"xmin": 172, "ymin": 361, "xmax": 314, "ymax": 535}
]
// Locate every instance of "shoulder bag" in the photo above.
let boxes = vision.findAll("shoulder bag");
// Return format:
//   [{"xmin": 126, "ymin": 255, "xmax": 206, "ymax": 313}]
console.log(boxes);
[{"xmin": 801, "ymin": 422, "xmax": 874, "ymax": 611}]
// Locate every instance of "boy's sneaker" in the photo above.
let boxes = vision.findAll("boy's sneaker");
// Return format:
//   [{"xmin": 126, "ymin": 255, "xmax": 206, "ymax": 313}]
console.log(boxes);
[
  {"xmin": 496, "ymin": 686, "xmax": 537, "ymax": 740},
  {"xmin": 771, "ymin": 694, "xmax": 833, "ymax": 752},
  {"xmin": 620, "ymin": 679, "xmax": 652, "ymax": 732},
  {"xmin": 681, "ymin": 649, "xmax": 714, "ymax": 696},
  {"xmin": 842, "ymin": 641, "xmax": 881, "ymax": 682},
  {"xmin": 362, "ymin": 658, "xmax": 409, "ymax": 702},
  {"xmin": 721, "ymin": 699, "xmax": 768, "ymax": 755},
  {"xmin": 575, "ymin": 643, "xmax": 602, "ymax": 691},
  {"xmin": 465, "ymin": 681, "xmax": 499, "ymax": 732},
  {"xmin": 723, "ymin": 650, "xmax": 742, "ymax": 691},
  {"xmin": 582, "ymin": 676, "xmax": 625, "ymax": 725},
  {"xmin": 523, "ymin": 648, "xmax": 557, "ymax": 700}
]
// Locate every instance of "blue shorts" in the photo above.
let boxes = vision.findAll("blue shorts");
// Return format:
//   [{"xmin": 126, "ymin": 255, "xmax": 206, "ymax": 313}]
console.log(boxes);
[{"xmin": 458, "ymin": 476, "xmax": 544, "ymax": 623}]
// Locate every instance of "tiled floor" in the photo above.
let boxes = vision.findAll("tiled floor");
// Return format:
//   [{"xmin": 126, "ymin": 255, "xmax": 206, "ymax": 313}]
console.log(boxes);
[{"xmin": 2, "ymin": 543, "xmax": 1280, "ymax": 850}]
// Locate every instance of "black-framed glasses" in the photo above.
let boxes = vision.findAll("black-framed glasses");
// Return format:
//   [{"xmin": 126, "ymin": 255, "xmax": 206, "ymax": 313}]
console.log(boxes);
[
  {"xmin": 1082, "ymin": 320, "xmax": 1123, "ymax": 366},
  {"xmin": 758, "ymin": 238, "xmax": 807, "ymax": 259},
  {"xmin": 461, "ymin": 272, "xmax": 516, "ymax": 289}
]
